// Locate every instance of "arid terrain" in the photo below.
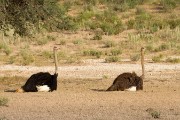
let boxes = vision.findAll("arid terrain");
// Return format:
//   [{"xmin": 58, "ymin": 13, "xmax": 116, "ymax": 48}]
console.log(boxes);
[
  {"xmin": 1, "ymin": 0, "xmax": 180, "ymax": 120},
  {"xmin": 0, "ymin": 60, "xmax": 180, "ymax": 120}
]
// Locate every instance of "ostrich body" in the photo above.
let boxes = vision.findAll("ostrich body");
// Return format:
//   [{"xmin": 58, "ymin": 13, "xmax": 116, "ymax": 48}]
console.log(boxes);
[
  {"xmin": 106, "ymin": 47, "xmax": 145, "ymax": 91},
  {"xmin": 22, "ymin": 72, "xmax": 58, "ymax": 92},
  {"xmin": 17, "ymin": 47, "xmax": 58, "ymax": 92}
]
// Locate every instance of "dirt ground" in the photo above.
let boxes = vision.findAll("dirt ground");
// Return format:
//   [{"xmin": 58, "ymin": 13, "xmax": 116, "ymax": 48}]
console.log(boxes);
[{"xmin": 0, "ymin": 61, "xmax": 180, "ymax": 120}]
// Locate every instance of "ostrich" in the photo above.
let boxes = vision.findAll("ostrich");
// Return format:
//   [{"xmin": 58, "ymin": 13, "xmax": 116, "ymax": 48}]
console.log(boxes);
[
  {"xmin": 16, "ymin": 47, "xmax": 58, "ymax": 92},
  {"xmin": 106, "ymin": 47, "xmax": 145, "ymax": 91}
]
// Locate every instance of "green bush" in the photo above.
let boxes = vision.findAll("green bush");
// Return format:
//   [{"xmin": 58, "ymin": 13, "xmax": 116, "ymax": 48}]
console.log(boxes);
[{"xmin": 1, "ymin": 0, "xmax": 70, "ymax": 36}]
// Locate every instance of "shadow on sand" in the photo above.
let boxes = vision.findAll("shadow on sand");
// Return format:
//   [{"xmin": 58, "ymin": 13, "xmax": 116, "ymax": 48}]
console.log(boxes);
[
  {"xmin": 91, "ymin": 89, "xmax": 107, "ymax": 92},
  {"xmin": 4, "ymin": 89, "xmax": 16, "ymax": 92}
]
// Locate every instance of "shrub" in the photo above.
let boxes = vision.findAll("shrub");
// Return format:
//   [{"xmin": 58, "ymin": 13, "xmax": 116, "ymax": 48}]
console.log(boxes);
[
  {"xmin": 146, "ymin": 45, "xmax": 154, "ymax": 52},
  {"xmin": 166, "ymin": 58, "xmax": 180, "ymax": 63},
  {"xmin": 105, "ymin": 56, "xmax": 119, "ymax": 63},
  {"xmin": 104, "ymin": 40, "xmax": 116, "ymax": 48},
  {"xmin": 1, "ymin": 0, "xmax": 70, "ymax": 36},
  {"xmin": 110, "ymin": 49, "xmax": 122, "ymax": 56},
  {"xmin": 152, "ymin": 54, "xmax": 163, "ymax": 62},
  {"xmin": 154, "ymin": 44, "xmax": 170, "ymax": 52},
  {"xmin": 92, "ymin": 33, "xmax": 102, "ymax": 40},
  {"xmin": 83, "ymin": 49, "xmax": 102, "ymax": 58},
  {"xmin": 130, "ymin": 54, "xmax": 140, "ymax": 61}
]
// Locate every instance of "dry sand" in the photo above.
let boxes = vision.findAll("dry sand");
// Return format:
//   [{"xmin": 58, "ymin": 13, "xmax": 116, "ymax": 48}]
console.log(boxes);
[{"xmin": 0, "ymin": 60, "xmax": 180, "ymax": 120}]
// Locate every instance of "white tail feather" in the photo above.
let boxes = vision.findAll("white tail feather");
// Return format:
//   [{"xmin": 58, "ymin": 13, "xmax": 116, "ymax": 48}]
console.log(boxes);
[
  {"xmin": 125, "ymin": 86, "xmax": 137, "ymax": 92},
  {"xmin": 36, "ymin": 85, "xmax": 50, "ymax": 92}
]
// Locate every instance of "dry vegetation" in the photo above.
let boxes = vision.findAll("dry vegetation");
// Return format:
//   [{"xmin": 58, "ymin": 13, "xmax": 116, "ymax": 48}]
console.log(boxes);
[
  {"xmin": 0, "ymin": 1, "xmax": 180, "ymax": 119},
  {"xmin": 0, "ymin": 0, "xmax": 180, "ymax": 66}
]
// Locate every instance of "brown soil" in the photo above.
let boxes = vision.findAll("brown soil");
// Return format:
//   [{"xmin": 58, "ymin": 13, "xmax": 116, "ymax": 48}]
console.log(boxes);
[{"xmin": 0, "ymin": 61, "xmax": 180, "ymax": 120}]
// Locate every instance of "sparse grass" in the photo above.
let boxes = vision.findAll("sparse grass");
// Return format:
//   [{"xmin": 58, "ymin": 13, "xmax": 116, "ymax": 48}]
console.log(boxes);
[
  {"xmin": 19, "ymin": 49, "xmax": 34, "ymax": 65},
  {"xmin": 8, "ymin": 56, "xmax": 16, "ymax": 64},
  {"xmin": 57, "ymin": 51, "xmax": 67, "ymax": 60},
  {"xmin": 41, "ymin": 51, "xmax": 53, "ymax": 59},
  {"xmin": 105, "ymin": 56, "xmax": 120, "ymax": 63},
  {"xmin": 3, "ymin": 45, "xmax": 12, "ymax": 56},
  {"xmin": 154, "ymin": 43, "xmax": 170, "ymax": 52},
  {"xmin": 130, "ymin": 54, "xmax": 140, "ymax": 61},
  {"xmin": 0, "ymin": 97, "xmax": 8, "ymax": 106},
  {"xmin": 110, "ymin": 48, "xmax": 122, "ymax": 56},
  {"xmin": 65, "ymin": 55, "xmax": 81, "ymax": 64},
  {"xmin": 92, "ymin": 33, "xmax": 102, "ymax": 40},
  {"xmin": 160, "ymin": 0, "xmax": 177, "ymax": 12},
  {"xmin": 152, "ymin": 54, "xmax": 164, "ymax": 62},
  {"xmin": 83, "ymin": 49, "xmax": 102, "ymax": 58},
  {"xmin": 47, "ymin": 35, "xmax": 56, "ymax": 41},
  {"xmin": 146, "ymin": 108, "xmax": 161, "ymax": 119},
  {"xmin": 166, "ymin": 57, "xmax": 180, "ymax": 63},
  {"xmin": 104, "ymin": 40, "xmax": 116, "ymax": 48},
  {"xmin": 73, "ymin": 39, "xmax": 83, "ymax": 45},
  {"xmin": 0, "ymin": 42, "xmax": 12, "ymax": 56},
  {"xmin": 102, "ymin": 74, "xmax": 109, "ymax": 79},
  {"xmin": 146, "ymin": 44, "xmax": 154, "ymax": 52},
  {"xmin": 58, "ymin": 39, "xmax": 66, "ymax": 45},
  {"xmin": 36, "ymin": 38, "xmax": 49, "ymax": 45}
]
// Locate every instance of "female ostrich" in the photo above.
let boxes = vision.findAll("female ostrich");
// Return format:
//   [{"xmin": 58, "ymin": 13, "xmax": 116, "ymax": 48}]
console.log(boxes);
[
  {"xmin": 106, "ymin": 47, "xmax": 145, "ymax": 91},
  {"xmin": 16, "ymin": 47, "xmax": 58, "ymax": 92}
]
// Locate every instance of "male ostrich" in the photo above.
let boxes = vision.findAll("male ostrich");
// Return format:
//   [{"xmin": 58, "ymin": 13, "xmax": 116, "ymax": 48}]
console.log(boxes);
[
  {"xmin": 16, "ymin": 47, "xmax": 58, "ymax": 92},
  {"xmin": 106, "ymin": 47, "xmax": 145, "ymax": 91}
]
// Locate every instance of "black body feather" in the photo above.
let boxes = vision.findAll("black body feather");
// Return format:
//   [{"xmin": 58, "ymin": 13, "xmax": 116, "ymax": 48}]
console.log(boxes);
[{"xmin": 22, "ymin": 72, "xmax": 58, "ymax": 92}]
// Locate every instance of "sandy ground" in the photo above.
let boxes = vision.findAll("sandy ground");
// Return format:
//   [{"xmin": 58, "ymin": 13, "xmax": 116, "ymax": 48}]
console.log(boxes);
[{"xmin": 0, "ymin": 60, "xmax": 180, "ymax": 120}]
